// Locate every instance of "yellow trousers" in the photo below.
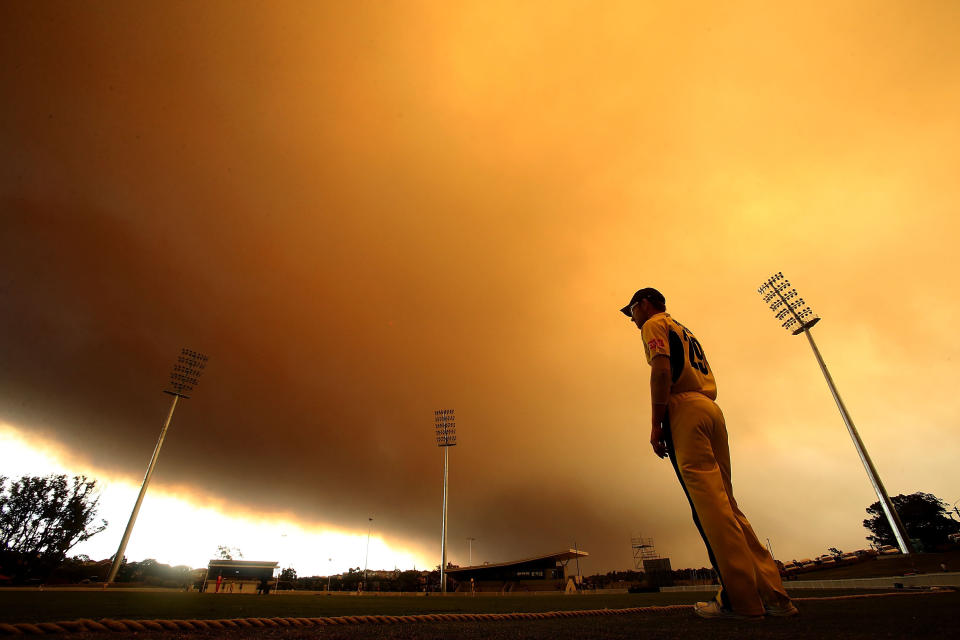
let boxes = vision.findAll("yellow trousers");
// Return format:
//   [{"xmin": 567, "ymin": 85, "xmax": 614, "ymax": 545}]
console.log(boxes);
[{"xmin": 665, "ymin": 392, "xmax": 791, "ymax": 616}]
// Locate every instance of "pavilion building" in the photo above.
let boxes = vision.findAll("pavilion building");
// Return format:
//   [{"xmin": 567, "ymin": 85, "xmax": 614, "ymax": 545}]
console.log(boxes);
[
  {"xmin": 445, "ymin": 549, "xmax": 588, "ymax": 593},
  {"xmin": 201, "ymin": 559, "xmax": 278, "ymax": 593}
]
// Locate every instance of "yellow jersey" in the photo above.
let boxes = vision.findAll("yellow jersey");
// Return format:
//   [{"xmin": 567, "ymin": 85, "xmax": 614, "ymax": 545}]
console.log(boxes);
[{"xmin": 640, "ymin": 312, "xmax": 717, "ymax": 400}]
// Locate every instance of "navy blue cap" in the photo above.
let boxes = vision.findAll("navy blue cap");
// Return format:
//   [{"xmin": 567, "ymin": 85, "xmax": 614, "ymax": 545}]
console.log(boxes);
[{"xmin": 620, "ymin": 287, "xmax": 665, "ymax": 317}]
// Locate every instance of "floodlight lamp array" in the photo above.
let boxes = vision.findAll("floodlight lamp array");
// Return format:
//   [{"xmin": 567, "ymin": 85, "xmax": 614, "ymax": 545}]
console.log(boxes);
[
  {"xmin": 757, "ymin": 272, "xmax": 820, "ymax": 335},
  {"xmin": 434, "ymin": 408, "xmax": 456, "ymax": 447},
  {"xmin": 167, "ymin": 348, "xmax": 209, "ymax": 396}
]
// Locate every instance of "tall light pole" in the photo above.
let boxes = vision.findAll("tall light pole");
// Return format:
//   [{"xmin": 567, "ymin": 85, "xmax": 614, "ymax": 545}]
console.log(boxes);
[
  {"xmin": 573, "ymin": 541, "xmax": 582, "ymax": 588},
  {"xmin": 274, "ymin": 533, "xmax": 287, "ymax": 593},
  {"xmin": 107, "ymin": 348, "xmax": 209, "ymax": 583},
  {"xmin": 758, "ymin": 272, "xmax": 912, "ymax": 554},
  {"xmin": 467, "ymin": 537, "xmax": 476, "ymax": 566},
  {"xmin": 434, "ymin": 408, "xmax": 456, "ymax": 593},
  {"xmin": 363, "ymin": 516, "xmax": 373, "ymax": 592}
]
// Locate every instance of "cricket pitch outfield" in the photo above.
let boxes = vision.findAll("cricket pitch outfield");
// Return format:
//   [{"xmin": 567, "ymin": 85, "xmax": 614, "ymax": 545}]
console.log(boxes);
[{"xmin": 0, "ymin": 588, "xmax": 956, "ymax": 639}]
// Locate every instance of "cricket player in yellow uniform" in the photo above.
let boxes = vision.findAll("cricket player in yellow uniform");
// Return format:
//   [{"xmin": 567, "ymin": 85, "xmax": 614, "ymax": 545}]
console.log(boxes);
[{"xmin": 621, "ymin": 287, "xmax": 797, "ymax": 620}]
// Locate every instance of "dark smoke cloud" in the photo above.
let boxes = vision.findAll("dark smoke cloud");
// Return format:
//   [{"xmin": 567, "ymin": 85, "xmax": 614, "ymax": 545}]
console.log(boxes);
[{"xmin": 3, "ymin": 1, "xmax": 960, "ymax": 571}]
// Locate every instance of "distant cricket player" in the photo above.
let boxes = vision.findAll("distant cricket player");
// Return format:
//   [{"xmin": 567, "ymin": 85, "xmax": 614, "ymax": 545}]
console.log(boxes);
[{"xmin": 621, "ymin": 287, "xmax": 798, "ymax": 620}]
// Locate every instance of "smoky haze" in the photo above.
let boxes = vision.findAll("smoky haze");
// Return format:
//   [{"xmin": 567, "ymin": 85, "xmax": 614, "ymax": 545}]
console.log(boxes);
[{"xmin": 2, "ymin": 1, "xmax": 959, "ymax": 572}]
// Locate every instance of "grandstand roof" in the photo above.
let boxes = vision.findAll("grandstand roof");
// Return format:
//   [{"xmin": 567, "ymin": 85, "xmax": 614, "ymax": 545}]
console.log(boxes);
[
  {"xmin": 446, "ymin": 549, "xmax": 588, "ymax": 574},
  {"xmin": 206, "ymin": 560, "xmax": 278, "ymax": 570}
]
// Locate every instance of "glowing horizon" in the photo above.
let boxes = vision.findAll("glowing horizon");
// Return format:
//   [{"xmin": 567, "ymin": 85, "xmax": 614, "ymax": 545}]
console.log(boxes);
[
  {"xmin": 0, "ymin": 422, "xmax": 434, "ymax": 576},
  {"xmin": 2, "ymin": 1, "xmax": 959, "ymax": 575}
]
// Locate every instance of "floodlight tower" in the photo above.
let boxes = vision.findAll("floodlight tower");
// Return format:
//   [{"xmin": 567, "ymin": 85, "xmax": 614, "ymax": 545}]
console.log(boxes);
[
  {"xmin": 758, "ymin": 273, "xmax": 912, "ymax": 554},
  {"xmin": 434, "ymin": 408, "xmax": 456, "ymax": 593},
  {"xmin": 631, "ymin": 534, "xmax": 657, "ymax": 570},
  {"xmin": 363, "ymin": 516, "xmax": 373, "ymax": 592},
  {"xmin": 106, "ymin": 349, "xmax": 209, "ymax": 583}
]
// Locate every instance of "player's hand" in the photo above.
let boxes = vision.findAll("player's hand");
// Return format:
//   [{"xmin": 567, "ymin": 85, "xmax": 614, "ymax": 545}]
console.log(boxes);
[{"xmin": 650, "ymin": 423, "xmax": 668, "ymax": 459}]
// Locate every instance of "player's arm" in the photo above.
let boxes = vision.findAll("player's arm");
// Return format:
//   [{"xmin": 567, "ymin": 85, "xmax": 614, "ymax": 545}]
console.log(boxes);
[{"xmin": 649, "ymin": 355, "xmax": 671, "ymax": 459}]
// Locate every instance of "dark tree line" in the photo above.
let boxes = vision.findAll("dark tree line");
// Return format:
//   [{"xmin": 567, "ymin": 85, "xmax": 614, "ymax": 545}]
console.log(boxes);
[
  {"xmin": 114, "ymin": 558, "xmax": 194, "ymax": 586},
  {"xmin": 2, "ymin": 475, "xmax": 958, "ymax": 586},
  {"xmin": 291, "ymin": 568, "xmax": 434, "ymax": 592},
  {"xmin": 42, "ymin": 555, "xmax": 194, "ymax": 587},
  {"xmin": 864, "ymin": 492, "xmax": 960, "ymax": 551},
  {"xmin": 0, "ymin": 474, "xmax": 107, "ymax": 582}
]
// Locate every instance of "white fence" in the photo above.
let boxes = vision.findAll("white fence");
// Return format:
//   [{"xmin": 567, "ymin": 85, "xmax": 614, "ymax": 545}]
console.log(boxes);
[{"xmin": 662, "ymin": 572, "xmax": 960, "ymax": 591}]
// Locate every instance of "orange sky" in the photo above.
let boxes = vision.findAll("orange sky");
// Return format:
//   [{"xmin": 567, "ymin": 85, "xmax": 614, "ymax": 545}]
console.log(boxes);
[{"xmin": 1, "ymin": 1, "xmax": 959, "ymax": 573}]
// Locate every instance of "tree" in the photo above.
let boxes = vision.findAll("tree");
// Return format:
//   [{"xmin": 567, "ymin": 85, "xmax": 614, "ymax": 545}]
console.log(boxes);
[
  {"xmin": 48, "ymin": 554, "xmax": 102, "ymax": 584},
  {"xmin": 0, "ymin": 474, "xmax": 107, "ymax": 582},
  {"xmin": 216, "ymin": 545, "xmax": 243, "ymax": 560},
  {"xmin": 863, "ymin": 492, "xmax": 960, "ymax": 551},
  {"xmin": 395, "ymin": 570, "xmax": 424, "ymax": 592},
  {"xmin": 278, "ymin": 567, "xmax": 297, "ymax": 586},
  {"xmin": 340, "ymin": 567, "xmax": 362, "ymax": 591},
  {"xmin": 114, "ymin": 558, "xmax": 192, "ymax": 587}
]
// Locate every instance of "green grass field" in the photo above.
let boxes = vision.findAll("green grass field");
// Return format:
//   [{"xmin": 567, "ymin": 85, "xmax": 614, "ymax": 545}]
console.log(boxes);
[
  {"xmin": 1, "ymin": 588, "xmax": 957, "ymax": 640},
  {"xmin": 0, "ymin": 591, "xmax": 696, "ymax": 623},
  {"xmin": 786, "ymin": 550, "xmax": 959, "ymax": 580},
  {"xmin": 0, "ymin": 588, "xmax": 937, "ymax": 623}
]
